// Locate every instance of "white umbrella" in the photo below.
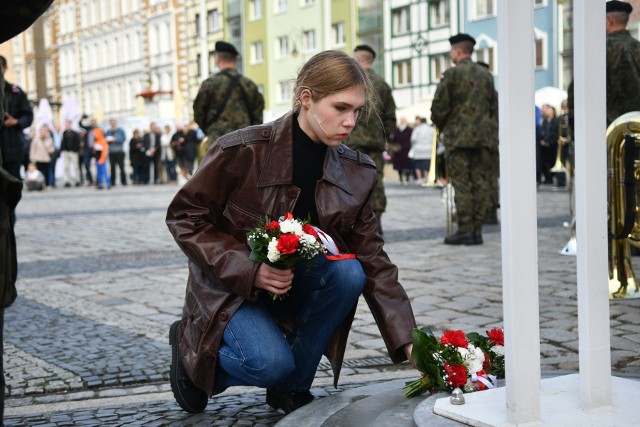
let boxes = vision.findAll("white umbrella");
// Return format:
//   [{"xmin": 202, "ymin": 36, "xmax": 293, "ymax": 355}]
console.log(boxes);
[
  {"xmin": 535, "ymin": 86, "xmax": 567, "ymax": 114},
  {"xmin": 35, "ymin": 98, "xmax": 54, "ymax": 132},
  {"xmin": 60, "ymin": 95, "xmax": 82, "ymax": 132}
]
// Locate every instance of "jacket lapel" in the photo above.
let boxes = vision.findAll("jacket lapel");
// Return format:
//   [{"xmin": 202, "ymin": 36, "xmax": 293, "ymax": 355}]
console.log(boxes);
[{"xmin": 323, "ymin": 148, "xmax": 353, "ymax": 195}]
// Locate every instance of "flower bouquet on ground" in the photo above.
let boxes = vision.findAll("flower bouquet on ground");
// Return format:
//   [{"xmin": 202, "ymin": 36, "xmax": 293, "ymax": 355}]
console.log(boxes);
[
  {"xmin": 403, "ymin": 327, "xmax": 505, "ymax": 398},
  {"xmin": 247, "ymin": 212, "xmax": 326, "ymax": 299}
]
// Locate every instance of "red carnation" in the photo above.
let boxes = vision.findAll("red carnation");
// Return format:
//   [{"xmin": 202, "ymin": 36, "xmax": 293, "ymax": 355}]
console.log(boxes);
[
  {"xmin": 276, "ymin": 233, "xmax": 300, "ymax": 255},
  {"xmin": 487, "ymin": 328, "xmax": 504, "ymax": 346},
  {"xmin": 302, "ymin": 224, "xmax": 319, "ymax": 239},
  {"xmin": 483, "ymin": 352, "xmax": 491, "ymax": 371},
  {"xmin": 284, "ymin": 212, "xmax": 294, "ymax": 220},
  {"xmin": 443, "ymin": 363, "xmax": 468, "ymax": 388},
  {"xmin": 440, "ymin": 330, "xmax": 469, "ymax": 348},
  {"xmin": 265, "ymin": 221, "xmax": 280, "ymax": 231}
]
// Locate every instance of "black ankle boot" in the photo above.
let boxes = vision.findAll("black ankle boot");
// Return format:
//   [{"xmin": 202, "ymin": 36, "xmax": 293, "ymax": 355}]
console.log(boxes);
[
  {"xmin": 444, "ymin": 231, "xmax": 476, "ymax": 245},
  {"xmin": 266, "ymin": 388, "xmax": 314, "ymax": 414},
  {"xmin": 474, "ymin": 230, "xmax": 483, "ymax": 245}
]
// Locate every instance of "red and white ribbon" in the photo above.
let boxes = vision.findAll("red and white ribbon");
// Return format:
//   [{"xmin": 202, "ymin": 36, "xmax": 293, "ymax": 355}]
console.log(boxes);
[
  {"xmin": 313, "ymin": 226, "xmax": 356, "ymax": 261},
  {"xmin": 471, "ymin": 371, "xmax": 498, "ymax": 390}
]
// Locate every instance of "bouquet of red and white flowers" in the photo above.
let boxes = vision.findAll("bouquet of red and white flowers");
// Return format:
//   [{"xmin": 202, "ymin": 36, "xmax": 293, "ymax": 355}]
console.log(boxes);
[
  {"xmin": 403, "ymin": 327, "xmax": 505, "ymax": 398},
  {"xmin": 247, "ymin": 212, "xmax": 326, "ymax": 298}
]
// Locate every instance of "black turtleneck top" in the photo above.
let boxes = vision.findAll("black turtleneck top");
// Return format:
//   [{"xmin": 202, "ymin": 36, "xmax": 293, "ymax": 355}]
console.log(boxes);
[{"xmin": 292, "ymin": 115, "xmax": 327, "ymax": 226}]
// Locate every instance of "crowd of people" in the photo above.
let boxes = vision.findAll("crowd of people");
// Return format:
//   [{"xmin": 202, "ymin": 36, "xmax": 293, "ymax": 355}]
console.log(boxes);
[{"xmin": 7, "ymin": 114, "xmax": 205, "ymax": 192}]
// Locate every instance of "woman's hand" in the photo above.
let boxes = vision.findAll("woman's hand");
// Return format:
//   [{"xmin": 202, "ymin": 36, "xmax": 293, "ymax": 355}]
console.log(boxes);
[
  {"xmin": 404, "ymin": 343, "xmax": 420, "ymax": 372},
  {"xmin": 254, "ymin": 263, "xmax": 294, "ymax": 296}
]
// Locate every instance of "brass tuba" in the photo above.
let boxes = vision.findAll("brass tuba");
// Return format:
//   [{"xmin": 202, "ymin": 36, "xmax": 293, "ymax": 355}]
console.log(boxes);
[{"xmin": 607, "ymin": 111, "xmax": 640, "ymax": 299}]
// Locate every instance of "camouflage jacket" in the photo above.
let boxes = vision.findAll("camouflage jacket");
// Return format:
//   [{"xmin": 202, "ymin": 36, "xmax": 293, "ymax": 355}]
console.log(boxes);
[
  {"xmin": 430, "ymin": 58, "xmax": 498, "ymax": 149},
  {"xmin": 346, "ymin": 70, "xmax": 396, "ymax": 153},
  {"xmin": 606, "ymin": 30, "xmax": 640, "ymax": 125},
  {"xmin": 193, "ymin": 68, "xmax": 265, "ymax": 142}
]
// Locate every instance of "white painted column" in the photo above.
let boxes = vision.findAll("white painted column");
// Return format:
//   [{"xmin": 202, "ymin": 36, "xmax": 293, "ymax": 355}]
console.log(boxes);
[
  {"xmin": 573, "ymin": 0, "xmax": 612, "ymax": 408},
  {"xmin": 497, "ymin": 0, "xmax": 541, "ymax": 424}
]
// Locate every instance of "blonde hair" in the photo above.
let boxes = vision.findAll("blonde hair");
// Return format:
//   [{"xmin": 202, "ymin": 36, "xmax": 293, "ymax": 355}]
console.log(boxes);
[{"xmin": 292, "ymin": 50, "xmax": 373, "ymax": 113}]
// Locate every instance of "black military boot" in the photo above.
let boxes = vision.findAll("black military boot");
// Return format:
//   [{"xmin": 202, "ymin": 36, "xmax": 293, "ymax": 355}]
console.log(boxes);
[
  {"xmin": 444, "ymin": 231, "xmax": 476, "ymax": 245},
  {"xmin": 474, "ymin": 229, "xmax": 483, "ymax": 245},
  {"xmin": 169, "ymin": 321, "xmax": 208, "ymax": 413}
]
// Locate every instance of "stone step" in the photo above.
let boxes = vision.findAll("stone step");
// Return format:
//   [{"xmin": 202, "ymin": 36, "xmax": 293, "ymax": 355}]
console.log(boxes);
[{"xmin": 275, "ymin": 379, "xmax": 463, "ymax": 427}]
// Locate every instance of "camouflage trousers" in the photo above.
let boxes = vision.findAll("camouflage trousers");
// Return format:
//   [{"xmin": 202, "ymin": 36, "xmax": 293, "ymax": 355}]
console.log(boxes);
[
  {"xmin": 487, "ymin": 148, "xmax": 500, "ymax": 210},
  {"xmin": 358, "ymin": 149, "xmax": 386, "ymax": 215},
  {"xmin": 447, "ymin": 147, "xmax": 492, "ymax": 233}
]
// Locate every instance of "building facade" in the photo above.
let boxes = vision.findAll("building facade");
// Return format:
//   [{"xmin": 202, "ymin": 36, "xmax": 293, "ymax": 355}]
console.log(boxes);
[
  {"xmin": 4, "ymin": 0, "xmax": 639, "ymax": 130},
  {"xmin": 7, "ymin": 0, "xmax": 189, "ymax": 129}
]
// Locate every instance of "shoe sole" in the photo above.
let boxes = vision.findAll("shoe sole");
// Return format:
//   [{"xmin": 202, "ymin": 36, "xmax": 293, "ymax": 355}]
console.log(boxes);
[{"xmin": 169, "ymin": 321, "xmax": 207, "ymax": 413}]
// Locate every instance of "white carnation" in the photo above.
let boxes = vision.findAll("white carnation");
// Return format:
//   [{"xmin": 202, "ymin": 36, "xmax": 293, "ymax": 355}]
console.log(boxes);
[
  {"xmin": 462, "ymin": 344, "xmax": 485, "ymax": 374},
  {"xmin": 279, "ymin": 219, "xmax": 303, "ymax": 235},
  {"xmin": 492, "ymin": 345, "xmax": 505, "ymax": 356},
  {"xmin": 300, "ymin": 233, "xmax": 317, "ymax": 247},
  {"xmin": 267, "ymin": 238, "xmax": 280, "ymax": 262}
]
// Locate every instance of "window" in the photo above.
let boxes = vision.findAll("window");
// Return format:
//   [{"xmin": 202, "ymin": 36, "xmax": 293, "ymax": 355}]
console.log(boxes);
[
  {"xmin": 534, "ymin": 28, "xmax": 548, "ymax": 69},
  {"xmin": 251, "ymin": 41, "xmax": 264, "ymax": 63},
  {"xmin": 475, "ymin": 46, "xmax": 495, "ymax": 72},
  {"xmin": 278, "ymin": 35, "xmax": 290, "ymax": 58},
  {"xmin": 149, "ymin": 25, "xmax": 158, "ymax": 56},
  {"xmin": 392, "ymin": 7, "xmax": 410, "ymax": 35},
  {"xmin": 250, "ymin": 0, "xmax": 262, "ymax": 19},
  {"xmin": 44, "ymin": 20, "xmax": 52, "ymax": 48},
  {"xmin": 432, "ymin": 53, "xmax": 451, "ymax": 82},
  {"xmin": 275, "ymin": 0, "xmax": 287, "ymax": 13},
  {"xmin": 394, "ymin": 60, "xmax": 412, "ymax": 86},
  {"xmin": 430, "ymin": 0, "xmax": 450, "ymax": 28},
  {"xmin": 303, "ymin": 29, "xmax": 316, "ymax": 52},
  {"xmin": 535, "ymin": 37, "xmax": 544, "ymax": 68},
  {"xmin": 301, "ymin": 0, "xmax": 314, "ymax": 6},
  {"xmin": 332, "ymin": 22, "xmax": 345, "ymax": 47},
  {"xmin": 111, "ymin": 0, "xmax": 119, "ymax": 18},
  {"xmin": 473, "ymin": 0, "xmax": 496, "ymax": 20},
  {"xmin": 208, "ymin": 9, "xmax": 220, "ymax": 32},
  {"xmin": 279, "ymin": 80, "xmax": 292, "ymax": 103}
]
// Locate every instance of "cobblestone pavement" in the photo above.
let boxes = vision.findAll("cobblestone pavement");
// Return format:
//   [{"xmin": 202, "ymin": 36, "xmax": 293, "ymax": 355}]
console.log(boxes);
[{"xmin": 3, "ymin": 177, "xmax": 640, "ymax": 426}]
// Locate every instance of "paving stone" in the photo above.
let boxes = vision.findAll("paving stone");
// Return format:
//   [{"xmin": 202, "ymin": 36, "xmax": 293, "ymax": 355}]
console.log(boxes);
[{"xmin": 3, "ymin": 180, "xmax": 639, "ymax": 426}]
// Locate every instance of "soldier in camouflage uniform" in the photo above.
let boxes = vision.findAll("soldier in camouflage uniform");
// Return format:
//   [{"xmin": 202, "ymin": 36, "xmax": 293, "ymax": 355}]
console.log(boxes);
[
  {"xmin": 346, "ymin": 45, "xmax": 396, "ymax": 235},
  {"xmin": 194, "ymin": 41, "xmax": 265, "ymax": 157},
  {"xmin": 605, "ymin": 1, "xmax": 640, "ymax": 126},
  {"xmin": 431, "ymin": 34, "xmax": 499, "ymax": 245}
]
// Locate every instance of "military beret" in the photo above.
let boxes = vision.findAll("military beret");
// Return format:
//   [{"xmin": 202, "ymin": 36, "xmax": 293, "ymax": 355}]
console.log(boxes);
[
  {"xmin": 354, "ymin": 44, "xmax": 376, "ymax": 59},
  {"xmin": 449, "ymin": 33, "xmax": 476, "ymax": 46},
  {"xmin": 606, "ymin": 1, "xmax": 632, "ymax": 14},
  {"xmin": 214, "ymin": 41, "xmax": 239, "ymax": 56}
]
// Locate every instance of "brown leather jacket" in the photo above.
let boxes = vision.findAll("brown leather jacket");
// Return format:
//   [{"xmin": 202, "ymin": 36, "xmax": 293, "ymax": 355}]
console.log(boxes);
[{"xmin": 166, "ymin": 112, "xmax": 416, "ymax": 396}]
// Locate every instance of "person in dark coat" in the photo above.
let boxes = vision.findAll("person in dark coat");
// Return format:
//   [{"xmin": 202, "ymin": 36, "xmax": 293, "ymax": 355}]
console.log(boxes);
[
  {"xmin": 538, "ymin": 104, "xmax": 559, "ymax": 185},
  {"xmin": 166, "ymin": 50, "xmax": 416, "ymax": 415},
  {"xmin": 0, "ymin": 1, "xmax": 54, "ymax": 419},
  {"xmin": 128, "ymin": 129, "xmax": 146, "ymax": 185},
  {"xmin": 391, "ymin": 116, "xmax": 414, "ymax": 185},
  {"xmin": 1, "ymin": 55, "xmax": 33, "ymax": 180}
]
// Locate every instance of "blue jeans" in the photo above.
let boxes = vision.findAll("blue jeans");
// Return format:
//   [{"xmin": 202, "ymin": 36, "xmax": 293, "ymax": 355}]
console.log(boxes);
[
  {"xmin": 96, "ymin": 162, "xmax": 111, "ymax": 188},
  {"xmin": 214, "ymin": 255, "xmax": 365, "ymax": 394}
]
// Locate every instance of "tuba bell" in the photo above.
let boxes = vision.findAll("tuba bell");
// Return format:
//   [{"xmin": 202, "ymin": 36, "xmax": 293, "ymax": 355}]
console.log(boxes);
[{"xmin": 607, "ymin": 111, "xmax": 640, "ymax": 299}]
